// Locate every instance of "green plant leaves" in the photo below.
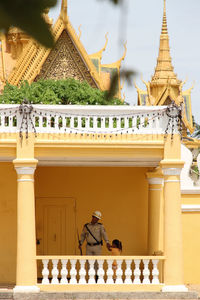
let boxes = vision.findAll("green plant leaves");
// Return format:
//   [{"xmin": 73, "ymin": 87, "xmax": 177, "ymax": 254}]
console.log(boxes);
[{"xmin": 0, "ymin": 78, "xmax": 124, "ymax": 105}]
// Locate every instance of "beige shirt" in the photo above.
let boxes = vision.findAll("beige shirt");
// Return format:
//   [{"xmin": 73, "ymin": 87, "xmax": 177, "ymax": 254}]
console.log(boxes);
[{"xmin": 80, "ymin": 222, "xmax": 109, "ymax": 245}]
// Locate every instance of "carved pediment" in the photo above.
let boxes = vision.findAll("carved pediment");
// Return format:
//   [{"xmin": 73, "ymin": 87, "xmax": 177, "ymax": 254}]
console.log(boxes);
[{"xmin": 35, "ymin": 30, "xmax": 97, "ymax": 88}]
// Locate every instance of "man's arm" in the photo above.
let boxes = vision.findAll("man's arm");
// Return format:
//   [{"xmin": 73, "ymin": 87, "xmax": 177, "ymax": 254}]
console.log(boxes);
[{"xmin": 101, "ymin": 224, "xmax": 111, "ymax": 251}]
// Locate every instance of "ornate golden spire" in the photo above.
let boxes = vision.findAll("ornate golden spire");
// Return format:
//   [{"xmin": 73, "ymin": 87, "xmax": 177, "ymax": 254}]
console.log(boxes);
[
  {"xmin": 151, "ymin": 0, "xmax": 180, "ymax": 86},
  {"xmin": 60, "ymin": 0, "xmax": 68, "ymax": 25}
]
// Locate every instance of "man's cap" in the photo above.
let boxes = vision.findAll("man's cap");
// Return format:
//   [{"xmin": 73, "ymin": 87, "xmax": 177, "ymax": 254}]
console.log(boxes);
[{"xmin": 92, "ymin": 211, "xmax": 102, "ymax": 220}]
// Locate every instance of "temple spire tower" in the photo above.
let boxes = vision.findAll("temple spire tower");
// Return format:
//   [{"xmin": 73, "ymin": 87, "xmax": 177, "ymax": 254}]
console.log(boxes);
[{"xmin": 150, "ymin": 0, "xmax": 181, "ymax": 103}]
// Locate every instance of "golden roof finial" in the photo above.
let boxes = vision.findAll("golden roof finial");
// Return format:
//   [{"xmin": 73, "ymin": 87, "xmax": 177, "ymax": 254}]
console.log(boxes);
[
  {"xmin": 161, "ymin": 0, "xmax": 168, "ymax": 35},
  {"xmin": 151, "ymin": 0, "xmax": 180, "ymax": 86},
  {"xmin": 60, "ymin": 0, "xmax": 68, "ymax": 25}
]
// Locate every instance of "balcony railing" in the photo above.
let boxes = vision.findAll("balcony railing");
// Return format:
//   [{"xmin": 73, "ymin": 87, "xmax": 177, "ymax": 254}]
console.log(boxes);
[
  {"xmin": 36, "ymin": 255, "xmax": 165, "ymax": 285},
  {"xmin": 0, "ymin": 104, "xmax": 179, "ymax": 135}
]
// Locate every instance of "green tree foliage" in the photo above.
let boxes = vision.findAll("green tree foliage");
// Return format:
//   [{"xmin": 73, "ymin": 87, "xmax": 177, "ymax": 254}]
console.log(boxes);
[
  {"xmin": 0, "ymin": 79, "xmax": 124, "ymax": 105},
  {"xmin": 0, "ymin": 0, "xmax": 56, "ymax": 48}
]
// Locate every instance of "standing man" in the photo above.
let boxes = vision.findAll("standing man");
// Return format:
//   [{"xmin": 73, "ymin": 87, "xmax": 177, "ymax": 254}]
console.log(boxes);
[{"xmin": 79, "ymin": 211, "xmax": 111, "ymax": 255}]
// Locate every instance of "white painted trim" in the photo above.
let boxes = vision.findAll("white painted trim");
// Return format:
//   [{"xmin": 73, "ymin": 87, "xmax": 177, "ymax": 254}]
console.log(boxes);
[
  {"xmin": 147, "ymin": 178, "xmax": 163, "ymax": 185},
  {"xmin": 164, "ymin": 180, "xmax": 180, "ymax": 183},
  {"xmin": 182, "ymin": 205, "xmax": 200, "ymax": 212},
  {"xmin": 17, "ymin": 179, "xmax": 34, "ymax": 182},
  {"xmin": 15, "ymin": 167, "xmax": 36, "ymax": 175},
  {"xmin": 149, "ymin": 188, "xmax": 162, "ymax": 191},
  {"xmin": 162, "ymin": 168, "xmax": 182, "ymax": 176},
  {"xmin": 181, "ymin": 188, "xmax": 200, "ymax": 194},
  {"xmin": 13, "ymin": 285, "xmax": 40, "ymax": 293},
  {"xmin": 162, "ymin": 285, "xmax": 188, "ymax": 292}
]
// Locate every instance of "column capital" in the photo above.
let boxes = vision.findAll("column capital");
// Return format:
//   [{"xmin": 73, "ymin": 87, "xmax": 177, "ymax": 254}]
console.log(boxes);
[
  {"xmin": 160, "ymin": 159, "xmax": 185, "ymax": 175},
  {"xmin": 13, "ymin": 159, "xmax": 38, "ymax": 169},
  {"xmin": 15, "ymin": 166, "xmax": 36, "ymax": 175},
  {"xmin": 147, "ymin": 177, "xmax": 164, "ymax": 185}
]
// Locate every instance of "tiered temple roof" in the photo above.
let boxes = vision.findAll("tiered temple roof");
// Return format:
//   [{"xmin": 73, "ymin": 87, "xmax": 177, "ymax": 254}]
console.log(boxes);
[
  {"xmin": 0, "ymin": 0, "xmax": 125, "ymax": 98},
  {"xmin": 135, "ymin": 0, "xmax": 194, "ymax": 133}
]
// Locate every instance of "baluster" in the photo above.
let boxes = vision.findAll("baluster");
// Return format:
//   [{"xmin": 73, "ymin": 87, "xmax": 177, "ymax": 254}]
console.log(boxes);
[
  {"xmin": 78, "ymin": 116, "xmax": 82, "ymax": 130},
  {"xmin": 124, "ymin": 116, "xmax": 129, "ymax": 133},
  {"xmin": 69, "ymin": 259, "xmax": 77, "ymax": 284},
  {"xmin": 97, "ymin": 259, "xmax": 105, "ymax": 284},
  {"xmin": 51, "ymin": 259, "xmax": 59, "ymax": 284},
  {"xmin": 124, "ymin": 259, "xmax": 132, "ymax": 284},
  {"xmin": 132, "ymin": 115, "xmax": 137, "ymax": 133},
  {"xmin": 101, "ymin": 117, "xmax": 105, "ymax": 132},
  {"xmin": 152, "ymin": 259, "xmax": 160, "ymax": 284},
  {"xmin": 39, "ymin": 115, "xmax": 43, "ymax": 131},
  {"xmin": 93, "ymin": 117, "xmax": 97, "ymax": 131},
  {"xmin": 70, "ymin": 116, "xmax": 74, "ymax": 132},
  {"xmin": 109, "ymin": 117, "xmax": 113, "ymax": 131},
  {"xmin": 116, "ymin": 117, "xmax": 121, "ymax": 130},
  {"xmin": 115, "ymin": 259, "xmax": 123, "ymax": 284},
  {"xmin": 60, "ymin": 259, "xmax": 68, "ymax": 284},
  {"xmin": 106, "ymin": 259, "xmax": 114, "ymax": 284},
  {"xmin": 85, "ymin": 116, "xmax": 90, "ymax": 131},
  {"xmin": 46, "ymin": 115, "xmax": 51, "ymax": 133},
  {"xmin": 133, "ymin": 259, "xmax": 141, "ymax": 284},
  {"xmin": 79, "ymin": 259, "xmax": 86, "ymax": 284},
  {"xmin": 42, "ymin": 259, "xmax": 49, "ymax": 284},
  {"xmin": 142, "ymin": 259, "xmax": 150, "ymax": 284},
  {"xmin": 88, "ymin": 259, "xmax": 95, "ymax": 284}
]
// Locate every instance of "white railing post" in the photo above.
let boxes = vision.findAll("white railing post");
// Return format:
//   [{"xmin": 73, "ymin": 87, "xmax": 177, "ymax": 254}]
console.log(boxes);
[
  {"xmin": 115, "ymin": 259, "xmax": 123, "ymax": 284},
  {"xmin": 51, "ymin": 259, "xmax": 59, "ymax": 284},
  {"xmin": 106, "ymin": 259, "xmax": 114, "ymax": 284},
  {"xmin": 88, "ymin": 259, "xmax": 96, "ymax": 284},
  {"xmin": 97, "ymin": 259, "xmax": 105, "ymax": 284},
  {"xmin": 79, "ymin": 259, "xmax": 86, "ymax": 284},
  {"xmin": 124, "ymin": 259, "xmax": 132, "ymax": 284},
  {"xmin": 69, "ymin": 259, "xmax": 77, "ymax": 284},
  {"xmin": 133, "ymin": 259, "xmax": 141, "ymax": 284},
  {"xmin": 60, "ymin": 259, "xmax": 68, "ymax": 284},
  {"xmin": 142, "ymin": 259, "xmax": 150, "ymax": 284},
  {"xmin": 42, "ymin": 259, "xmax": 49, "ymax": 284},
  {"xmin": 152, "ymin": 259, "xmax": 160, "ymax": 284}
]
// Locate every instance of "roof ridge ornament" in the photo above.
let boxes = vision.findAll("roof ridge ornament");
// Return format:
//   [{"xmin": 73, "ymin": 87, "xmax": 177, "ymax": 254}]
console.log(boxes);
[{"xmin": 60, "ymin": 0, "xmax": 68, "ymax": 26}]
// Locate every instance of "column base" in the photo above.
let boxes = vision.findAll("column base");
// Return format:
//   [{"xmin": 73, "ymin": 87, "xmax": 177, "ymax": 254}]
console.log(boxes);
[
  {"xmin": 162, "ymin": 285, "xmax": 188, "ymax": 292},
  {"xmin": 13, "ymin": 285, "xmax": 40, "ymax": 293}
]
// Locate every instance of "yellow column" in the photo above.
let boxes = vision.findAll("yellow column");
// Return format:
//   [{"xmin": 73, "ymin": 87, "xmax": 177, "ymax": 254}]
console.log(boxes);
[
  {"xmin": 146, "ymin": 172, "xmax": 164, "ymax": 255},
  {"xmin": 13, "ymin": 159, "xmax": 39, "ymax": 293},
  {"xmin": 161, "ymin": 160, "xmax": 187, "ymax": 292}
]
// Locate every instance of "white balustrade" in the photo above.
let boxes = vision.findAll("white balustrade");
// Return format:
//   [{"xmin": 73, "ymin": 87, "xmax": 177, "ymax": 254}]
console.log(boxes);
[
  {"xmin": 42, "ymin": 259, "xmax": 49, "ymax": 284},
  {"xmin": 69, "ymin": 259, "xmax": 77, "ymax": 284},
  {"xmin": 97, "ymin": 259, "xmax": 105, "ymax": 284},
  {"xmin": 133, "ymin": 259, "xmax": 141, "ymax": 284},
  {"xmin": 79, "ymin": 259, "xmax": 86, "ymax": 284},
  {"xmin": 0, "ymin": 104, "xmax": 175, "ymax": 135},
  {"xmin": 142, "ymin": 259, "xmax": 150, "ymax": 284},
  {"xmin": 51, "ymin": 259, "xmax": 59, "ymax": 284},
  {"xmin": 60, "ymin": 259, "xmax": 68, "ymax": 284},
  {"xmin": 38, "ymin": 256, "xmax": 164, "ymax": 285},
  {"xmin": 88, "ymin": 259, "xmax": 96, "ymax": 284}
]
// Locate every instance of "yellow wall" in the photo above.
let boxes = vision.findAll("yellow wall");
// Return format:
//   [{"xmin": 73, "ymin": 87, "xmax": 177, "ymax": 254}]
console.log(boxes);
[
  {"xmin": 182, "ymin": 194, "xmax": 200, "ymax": 284},
  {"xmin": 35, "ymin": 167, "xmax": 149, "ymax": 256},
  {"xmin": 0, "ymin": 163, "xmax": 17, "ymax": 284}
]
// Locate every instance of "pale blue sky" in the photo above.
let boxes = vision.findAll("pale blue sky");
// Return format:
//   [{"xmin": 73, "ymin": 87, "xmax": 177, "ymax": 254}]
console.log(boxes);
[{"xmin": 49, "ymin": 0, "xmax": 200, "ymax": 123}]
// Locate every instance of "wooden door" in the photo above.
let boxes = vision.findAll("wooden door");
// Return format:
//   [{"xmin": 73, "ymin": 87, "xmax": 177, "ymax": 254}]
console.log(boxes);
[{"xmin": 36, "ymin": 197, "xmax": 76, "ymax": 255}]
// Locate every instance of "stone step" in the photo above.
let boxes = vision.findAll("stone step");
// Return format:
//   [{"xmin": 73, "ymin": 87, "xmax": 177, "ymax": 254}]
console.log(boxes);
[{"xmin": 9, "ymin": 292, "xmax": 199, "ymax": 300}]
